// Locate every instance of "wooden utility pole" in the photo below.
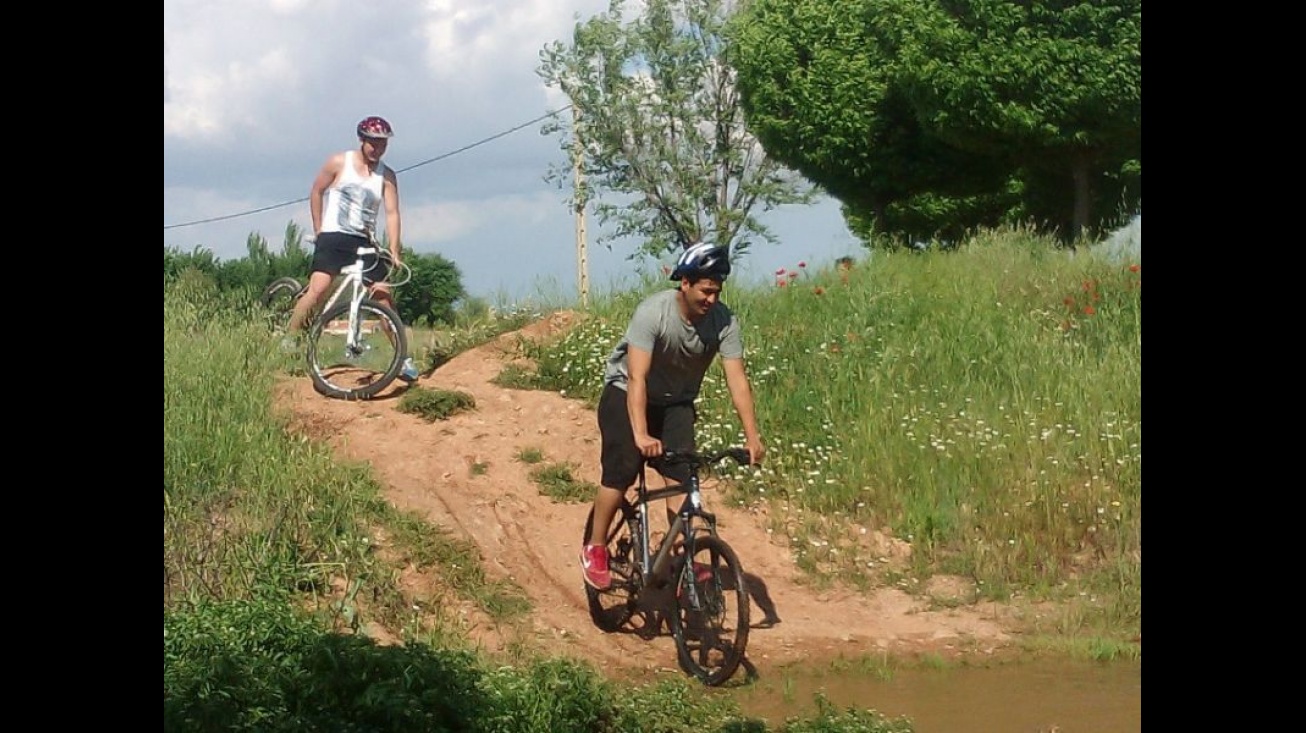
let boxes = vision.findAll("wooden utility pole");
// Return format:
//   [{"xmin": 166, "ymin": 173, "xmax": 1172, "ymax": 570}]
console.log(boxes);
[{"xmin": 572, "ymin": 104, "xmax": 590, "ymax": 308}]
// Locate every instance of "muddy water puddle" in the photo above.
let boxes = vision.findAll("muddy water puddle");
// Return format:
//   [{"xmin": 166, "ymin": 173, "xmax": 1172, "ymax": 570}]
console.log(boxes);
[{"xmin": 730, "ymin": 656, "xmax": 1141, "ymax": 732}]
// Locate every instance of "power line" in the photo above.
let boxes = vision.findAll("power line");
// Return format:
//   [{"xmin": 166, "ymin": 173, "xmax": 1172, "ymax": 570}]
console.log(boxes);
[{"xmin": 162, "ymin": 105, "xmax": 573, "ymax": 231}]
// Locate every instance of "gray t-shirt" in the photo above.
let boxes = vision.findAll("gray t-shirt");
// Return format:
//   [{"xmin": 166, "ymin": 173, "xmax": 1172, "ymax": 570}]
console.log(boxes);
[{"xmin": 603, "ymin": 288, "xmax": 744, "ymax": 405}]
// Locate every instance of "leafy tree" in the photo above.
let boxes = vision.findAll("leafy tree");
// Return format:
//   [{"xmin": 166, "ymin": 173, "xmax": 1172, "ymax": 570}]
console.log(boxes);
[
  {"xmin": 164, "ymin": 222, "xmax": 312, "ymax": 293},
  {"xmin": 729, "ymin": 0, "xmax": 1141, "ymax": 244},
  {"xmin": 243, "ymin": 221, "xmax": 311, "ymax": 281},
  {"xmin": 393, "ymin": 249, "xmax": 465, "ymax": 327},
  {"xmin": 538, "ymin": 0, "xmax": 815, "ymax": 261},
  {"xmin": 164, "ymin": 245, "xmax": 220, "ymax": 284},
  {"xmin": 727, "ymin": 0, "xmax": 1014, "ymax": 246},
  {"xmin": 901, "ymin": 0, "xmax": 1142, "ymax": 239}
]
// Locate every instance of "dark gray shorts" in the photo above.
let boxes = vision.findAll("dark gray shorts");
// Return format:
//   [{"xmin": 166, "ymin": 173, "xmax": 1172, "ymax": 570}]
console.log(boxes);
[{"xmin": 597, "ymin": 383, "xmax": 695, "ymax": 489}]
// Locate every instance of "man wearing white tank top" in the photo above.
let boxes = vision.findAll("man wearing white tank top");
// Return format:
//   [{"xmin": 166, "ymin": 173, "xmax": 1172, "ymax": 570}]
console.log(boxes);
[{"xmin": 287, "ymin": 115, "xmax": 418, "ymax": 382}]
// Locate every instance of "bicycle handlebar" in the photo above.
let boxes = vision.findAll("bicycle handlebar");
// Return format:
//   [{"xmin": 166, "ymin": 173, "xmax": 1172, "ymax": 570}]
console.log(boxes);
[
  {"xmin": 655, "ymin": 447, "xmax": 753, "ymax": 470},
  {"xmin": 303, "ymin": 234, "xmax": 413, "ymax": 286},
  {"xmin": 343, "ymin": 246, "xmax": 412, "ymax": 287}
]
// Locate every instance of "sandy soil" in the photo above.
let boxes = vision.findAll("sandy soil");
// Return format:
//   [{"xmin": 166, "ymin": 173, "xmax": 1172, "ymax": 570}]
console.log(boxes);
[{"xmin": 276, "ymin": 312, "xmax": 1022, "ymax": 680}]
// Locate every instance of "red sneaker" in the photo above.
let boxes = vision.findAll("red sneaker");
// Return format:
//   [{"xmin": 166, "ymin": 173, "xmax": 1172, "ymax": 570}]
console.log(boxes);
[{"xmin": 581, "ymin": 544, "xmax": 611, "ymax": 590}]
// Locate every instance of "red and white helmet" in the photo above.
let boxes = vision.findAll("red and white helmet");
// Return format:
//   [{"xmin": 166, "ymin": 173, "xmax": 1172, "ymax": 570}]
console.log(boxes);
[{"xmin": 356, "ymin": 116, "xmax": 394, "ymax": 140}]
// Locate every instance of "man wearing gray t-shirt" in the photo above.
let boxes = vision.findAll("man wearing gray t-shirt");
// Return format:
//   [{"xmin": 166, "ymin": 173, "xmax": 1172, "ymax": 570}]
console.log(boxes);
[{"xmin": 581, "ymin": 244, "xmax": 766, "ymax": 591}]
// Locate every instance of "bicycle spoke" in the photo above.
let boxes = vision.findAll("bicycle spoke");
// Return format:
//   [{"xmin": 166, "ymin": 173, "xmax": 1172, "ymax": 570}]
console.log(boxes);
[
  {"xmin": 307, "ymin": 299, "xmax": 405, "ymax": 400},
  {"xmin": 670, "ymin": 536, "xmax": 750, "ymax": 686}
]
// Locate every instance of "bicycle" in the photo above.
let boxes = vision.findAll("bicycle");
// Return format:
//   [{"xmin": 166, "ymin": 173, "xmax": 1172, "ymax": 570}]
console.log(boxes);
[
  {"xmin": 582, "ymin": 447, "xmax": 753, "ymax": 686},
  {"xmin": 260, "ymin": 243, "xmax": 412, "ymax": 401}
]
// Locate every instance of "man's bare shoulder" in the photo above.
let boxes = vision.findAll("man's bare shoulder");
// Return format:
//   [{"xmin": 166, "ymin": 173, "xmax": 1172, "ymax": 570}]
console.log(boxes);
[{"xmin": 322, "ymin": 151, "xmax": 348, "ymax": 168}]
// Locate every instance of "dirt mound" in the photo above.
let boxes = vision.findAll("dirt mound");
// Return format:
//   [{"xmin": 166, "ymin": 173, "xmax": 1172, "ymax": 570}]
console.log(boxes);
[{"xmin": 276, "ymin": 313, "xmax": 1018, "ymax": 678}]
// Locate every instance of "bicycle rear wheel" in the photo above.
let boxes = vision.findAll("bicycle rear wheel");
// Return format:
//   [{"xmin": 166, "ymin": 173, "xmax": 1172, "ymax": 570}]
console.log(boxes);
[
  {"xmin": 669, "ymin": 535, "xmax": 750, "ymax": 686},
  {"xmin": 261, "ymin": 277, "xmax": 304, "ymax": 331},
  {"xmin": 582, "ymin": 502, "xmax": 642, "ymax": 633},
  {"xmin": 306, "ymin": 298, "xmax": 406, "ymax": 400}
]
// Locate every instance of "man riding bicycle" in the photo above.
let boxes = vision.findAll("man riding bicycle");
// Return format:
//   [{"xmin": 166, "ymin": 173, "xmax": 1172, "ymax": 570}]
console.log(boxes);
[
  {"xmin": 581, "ymin": 243, "xmax": 766, "ymax": 590},
  {"xmin": 287, "ymin": 115, "xmax": 418, "ymax": 382}
]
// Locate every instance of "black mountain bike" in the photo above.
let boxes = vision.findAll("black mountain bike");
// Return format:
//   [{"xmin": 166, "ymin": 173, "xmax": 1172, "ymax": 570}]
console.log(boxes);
[{"xmin": 582, "ymin": 447, "xmax": 752, "ymax": 686}]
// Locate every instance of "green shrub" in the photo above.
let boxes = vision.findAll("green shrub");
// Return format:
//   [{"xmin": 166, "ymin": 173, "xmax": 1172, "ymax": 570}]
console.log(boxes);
[
  {"xmin": 164, "ymin": 599, "xmax": 489, "ymax": 732},
  {"xmin": 397, "ymin": 387, "xmax": 477, "ymax": 422}
]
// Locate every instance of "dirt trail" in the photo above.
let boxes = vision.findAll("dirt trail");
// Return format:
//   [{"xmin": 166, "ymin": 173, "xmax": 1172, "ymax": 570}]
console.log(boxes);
[{"xmin": 277, "ymin": 313, "xmax": 1017, "ymax": 679}]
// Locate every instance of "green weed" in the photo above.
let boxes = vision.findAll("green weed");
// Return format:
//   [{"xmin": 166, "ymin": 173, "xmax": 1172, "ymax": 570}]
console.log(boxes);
[
  {"xmin": 529, "ymin": 463, "xmax": 599, "ymax": 503},
  {"xmin": 515, "ymin": 447, "xmax": 546, "ymax": 464},
  {"xmin": 397, "ymin": 386, "xmax": 476, "ymax": 421}
]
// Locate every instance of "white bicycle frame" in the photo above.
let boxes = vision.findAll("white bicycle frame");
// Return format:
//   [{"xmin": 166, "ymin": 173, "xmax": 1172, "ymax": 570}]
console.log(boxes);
[{"xmin": 317, "ymin": 246, "xmax": 380, "ymax": 354}]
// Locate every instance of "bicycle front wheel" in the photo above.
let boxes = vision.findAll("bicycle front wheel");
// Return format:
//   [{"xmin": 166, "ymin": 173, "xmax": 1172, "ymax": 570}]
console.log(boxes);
[
  {"xmin": 306, "ymin": 298, "xmax": 406, "ymax": 400},
  {"xmin": 669, "ymin": 535, "xmax": 750, "ymax": 686}
]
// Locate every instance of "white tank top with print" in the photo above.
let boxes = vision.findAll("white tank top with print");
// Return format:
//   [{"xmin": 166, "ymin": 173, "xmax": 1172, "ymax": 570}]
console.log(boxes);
[{"xmin": 320, "ymin": 150, "xmax": 387, "ymax": 238}]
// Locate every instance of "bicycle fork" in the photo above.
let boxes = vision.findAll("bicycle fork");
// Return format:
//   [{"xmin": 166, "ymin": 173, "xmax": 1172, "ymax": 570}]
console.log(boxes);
[{"xmin": 345, "ymin": 294, "xmax": 365, "ymax": 357}]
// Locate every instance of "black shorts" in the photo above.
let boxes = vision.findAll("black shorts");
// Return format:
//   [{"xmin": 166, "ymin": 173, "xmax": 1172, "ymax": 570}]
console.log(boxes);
[
  {"xmin": 310, "ymin": 232, "xmax": 390, "ymax": 285},
  {"xmin": 597, "ymin": 383, "xmax": 696, "ymax": 489}
]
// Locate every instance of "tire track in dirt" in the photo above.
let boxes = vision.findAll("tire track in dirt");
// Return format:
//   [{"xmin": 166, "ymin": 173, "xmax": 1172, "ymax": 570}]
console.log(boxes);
[{"xmin": 276, "ymin": 313, "xmax": 1018, "ymax": 679}]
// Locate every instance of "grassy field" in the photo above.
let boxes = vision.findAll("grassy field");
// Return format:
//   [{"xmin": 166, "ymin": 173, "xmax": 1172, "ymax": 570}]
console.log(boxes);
[
  {"xmin": 163, "ymin": 225, "xmax": 1140, "ymax": 729},
  {"xmin": 518, "ymin": 227, "xmax": 1140, "ymax": 643}
]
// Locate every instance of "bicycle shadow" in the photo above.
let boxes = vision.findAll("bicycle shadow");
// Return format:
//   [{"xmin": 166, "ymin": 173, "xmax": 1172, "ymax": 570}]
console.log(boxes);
[
  {"xmin": 742, "ymin": 571, "xmax": 782, "ymax": 629},
  {"xmin": 312, "ymin": 371, "xmax": 418, "ymax": 402},
  {"xmin": 599, "ymin": 569, "xmax": 782, "ymax": 641}
]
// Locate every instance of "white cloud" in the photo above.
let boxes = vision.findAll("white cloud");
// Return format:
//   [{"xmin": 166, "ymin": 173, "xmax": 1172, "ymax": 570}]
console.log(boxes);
[
  {"xmin": 404, "ymin": 192, "xmax": 555, "ymax": 245},
  {"xmin": 268, "ymin": 0, "xmax": 314, "ymax": 13},
  {"xmin": 164, "ymin": 48, "xmax": 302, "ymax": 140}
]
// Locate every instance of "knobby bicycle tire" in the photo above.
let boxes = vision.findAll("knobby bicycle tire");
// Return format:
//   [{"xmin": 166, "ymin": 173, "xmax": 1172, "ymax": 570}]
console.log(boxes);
[
  {"xmin": 669, "ymin": 535, "xmax": 750, "ymax": 686},
  {"xmin": 582, "ymin": 502, "xmax": 641, "ymax": 633},
  {"xmin": 306, "ymin": 298, "xmax": 407, "ymax": 400},
  {"xmin": 261, "ymin": 277, "xmax": 305, "ymax": 332},
  {"xmin": 260, "ymin": 277, "xmax": 304, "ymax": 309}
]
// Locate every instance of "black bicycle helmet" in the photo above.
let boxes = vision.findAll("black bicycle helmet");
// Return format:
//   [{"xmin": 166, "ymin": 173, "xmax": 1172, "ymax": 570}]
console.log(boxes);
[{"xmin": 669, "ymin": 243, "xmax": 731, "ymax": 282}]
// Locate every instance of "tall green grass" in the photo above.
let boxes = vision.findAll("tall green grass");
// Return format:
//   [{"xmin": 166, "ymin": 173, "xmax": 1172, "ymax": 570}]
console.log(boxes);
[
  {"xmin": 164, "ymin": 271, "xmax": 525, "ymax": 627},
  {"xmin": 164, "ymin": 270, "xmax": 377, "ymax": 606},
  {"xmin": 521, "ymin": 227, "xmax": 1141, "ymax": 635}
]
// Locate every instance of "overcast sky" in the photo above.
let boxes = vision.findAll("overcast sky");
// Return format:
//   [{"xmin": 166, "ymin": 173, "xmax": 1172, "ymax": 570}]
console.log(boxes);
[{"xmin": 163, "ymin": 0, "xmax": 863, "ymax": 303}]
